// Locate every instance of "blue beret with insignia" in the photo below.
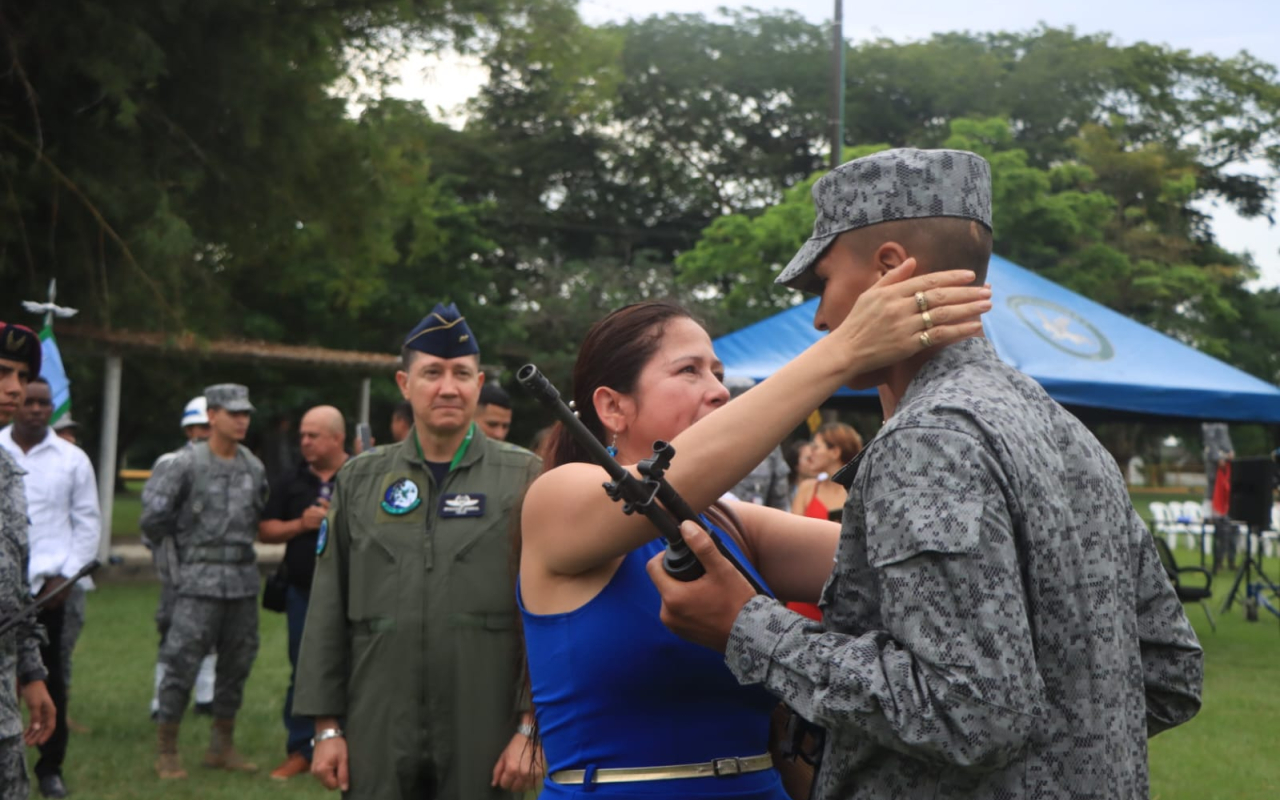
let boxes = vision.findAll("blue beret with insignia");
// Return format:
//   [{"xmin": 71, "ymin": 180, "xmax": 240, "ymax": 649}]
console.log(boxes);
[
  {"xmin": 0, "ymin": 321, "xmax": 41, "ymax": 378},
  {"xmin": 404, "ymin": 303, "xmax": 479, "ymax": 359}
]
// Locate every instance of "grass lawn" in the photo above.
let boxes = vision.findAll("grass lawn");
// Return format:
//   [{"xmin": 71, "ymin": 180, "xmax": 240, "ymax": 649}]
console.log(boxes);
[
  {"xmin": 51, "ymin": 487, "xmax": 1276, "ymax": 797},
  {"xmin": 32, "ymin": 558, "xmax": 1280, "ymax": 799},
  {"xmin": 110, "ymin": 481, "xmax": 145, "ymax": 541},
  {"xmin": 33, "ymin": 582, "xmax": 327, "ymax": 799}
]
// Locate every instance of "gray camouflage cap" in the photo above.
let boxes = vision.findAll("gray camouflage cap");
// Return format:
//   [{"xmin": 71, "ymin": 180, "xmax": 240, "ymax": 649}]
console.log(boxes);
[
  {"xmin": 776, "ymin": 148, "xmax": 992, "ymax": 294},
  {"xmin": 204, "ymin": 383, "xmax": 255, "ymax": 413}
]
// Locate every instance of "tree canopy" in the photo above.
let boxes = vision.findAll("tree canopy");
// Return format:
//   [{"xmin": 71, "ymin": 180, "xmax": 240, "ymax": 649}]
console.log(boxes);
[{"xmin": 2, "ymin": 5, "xmax": 1277, "ymax": 462}]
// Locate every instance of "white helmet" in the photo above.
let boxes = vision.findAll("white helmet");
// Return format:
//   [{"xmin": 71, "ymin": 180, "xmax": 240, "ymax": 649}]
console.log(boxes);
[{"xmin": 181, "ymin": 396, "xmax": 209, "ymax": 428}]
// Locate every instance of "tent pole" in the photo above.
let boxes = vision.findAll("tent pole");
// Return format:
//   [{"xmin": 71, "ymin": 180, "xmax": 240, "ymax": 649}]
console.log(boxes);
[
  {"xmin": 830, "ymin": 0, "xmax": 845, "ymax": 169},
  {"xmin": 96, "ymin": 354, "xmax": 122, "ymax": 563}
]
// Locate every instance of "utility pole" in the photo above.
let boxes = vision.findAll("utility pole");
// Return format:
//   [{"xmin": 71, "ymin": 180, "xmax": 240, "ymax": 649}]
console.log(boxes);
[{"xmin": 830, "ymin": 0, "xmax": 845, "ymax": 169}]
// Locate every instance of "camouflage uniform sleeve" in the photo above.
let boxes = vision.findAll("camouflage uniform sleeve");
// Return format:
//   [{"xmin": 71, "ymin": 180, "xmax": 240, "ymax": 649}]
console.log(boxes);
[
  {"xmin": 1129, "ymin": 507, "xmax": 1203, "ymax": 735},
  {"xmin": 293, "ymin": 465, "xmax": 352, "ymax": 717},
  {"xmin": 10, "ymin": 485, "xmax": 47, "ymax": 686},
  {"xmin": 254, "ymin": 456, "xmax": 271, "ymax": 515},
  {"xmin": 16, "ymin": 552, "xmax": 47, "ymax": 686},
  {"xmin": 726, "ymin": 426, "xmax": 1046, "ymax": 770},
  {"xmin": 139, "ymin": 450, "xmax": 190, "ymax": 543}
]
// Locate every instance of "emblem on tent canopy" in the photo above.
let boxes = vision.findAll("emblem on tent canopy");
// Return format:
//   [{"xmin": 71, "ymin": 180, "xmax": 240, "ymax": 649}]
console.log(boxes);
[{"xmin": 1007, "ymin": 296, "xmax": 1115, "ymax": 361}]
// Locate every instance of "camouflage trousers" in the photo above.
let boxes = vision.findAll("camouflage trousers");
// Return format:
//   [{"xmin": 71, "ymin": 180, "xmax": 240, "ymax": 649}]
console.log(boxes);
[
  {"xmin": 156, "ymin": 596, "xmax": 259, "ymax": 723},
  {"xmin": 0, "ymin": 735, "xmax": 27, "ymax": 800}
]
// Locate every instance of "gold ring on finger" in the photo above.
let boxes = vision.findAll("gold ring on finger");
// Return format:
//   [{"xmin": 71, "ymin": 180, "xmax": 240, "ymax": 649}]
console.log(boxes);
[
  {"xmin": 922, "ymin": 311, "xmax": 933, "ymax": 330},
  {"xmin": 914, "ymin": 291, "xmax": 929, "ymax": 312},
  {"xmin": 919, "ymin": 331, "xmax": 932, "ymax": 348}
]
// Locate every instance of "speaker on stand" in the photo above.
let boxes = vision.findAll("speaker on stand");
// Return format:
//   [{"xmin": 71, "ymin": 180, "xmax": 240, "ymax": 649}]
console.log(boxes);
[{"xmin": 1221, "ymin": 457, "xmax": 1279, "ymax": 620}]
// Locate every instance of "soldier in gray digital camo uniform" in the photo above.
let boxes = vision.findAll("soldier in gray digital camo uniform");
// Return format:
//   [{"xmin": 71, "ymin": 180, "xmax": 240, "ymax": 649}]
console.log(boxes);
[
  {"xmin": 140, "ymin": 383, "xmax": 269, "ymax": 779},
  {"xmin": 144, "ymin": 396, "xmax": 218, "ymax": 719},
  {"xmin": 655, "ymin": 150, "xmax": 1204, "ymax": 799},
  {"xmin": 0, "ymin": 321, "xmax": 56, "ymax": 800}
]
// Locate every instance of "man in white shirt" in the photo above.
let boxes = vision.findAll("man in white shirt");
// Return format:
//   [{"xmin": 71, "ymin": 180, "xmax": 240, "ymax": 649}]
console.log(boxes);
[{"xmin": 0, "ymin": 377, "xmax": 100, "ymax": 799}]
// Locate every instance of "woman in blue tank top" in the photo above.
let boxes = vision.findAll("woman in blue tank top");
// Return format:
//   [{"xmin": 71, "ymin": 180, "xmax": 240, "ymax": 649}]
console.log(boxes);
[{"xmin": 517, "ymin": 267, "xmax": 989, "ymax": 797}]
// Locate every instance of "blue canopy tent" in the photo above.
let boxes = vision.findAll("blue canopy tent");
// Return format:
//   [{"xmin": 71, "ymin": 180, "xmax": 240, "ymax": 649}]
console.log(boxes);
[{"xmin": 713, "ymin": 254, "xmax": 1280, "ymax": 424}]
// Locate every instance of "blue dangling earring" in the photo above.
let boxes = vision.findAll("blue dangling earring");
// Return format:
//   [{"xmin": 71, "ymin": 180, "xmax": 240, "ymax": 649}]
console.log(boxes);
[{"xmin": 606, "ymin": 431, "xmax": 618, "ymax": 458}]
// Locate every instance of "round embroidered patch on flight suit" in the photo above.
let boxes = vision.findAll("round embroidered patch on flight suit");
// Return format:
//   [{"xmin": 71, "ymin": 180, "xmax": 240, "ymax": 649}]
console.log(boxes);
[{"xmin": 380, "ymin": 478, "xmax": 422, "ymax": 515}]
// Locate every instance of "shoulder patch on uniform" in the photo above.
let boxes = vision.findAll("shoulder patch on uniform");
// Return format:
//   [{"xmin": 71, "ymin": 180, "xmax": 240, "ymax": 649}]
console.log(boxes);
[{"xmin": 316, "ymin": 518, "xmax": 329, "ymax": 556}]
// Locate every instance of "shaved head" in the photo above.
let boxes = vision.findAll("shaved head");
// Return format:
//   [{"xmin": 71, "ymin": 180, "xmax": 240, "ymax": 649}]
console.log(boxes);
[
  {"xmin": 300, "ymin": 405, "xmax": 347, "ymax": 468},
  {"xmin": 303, "ymin": 405, "xmax": 345, "ymax": 435},
  {"xmin": 837, "ymin": 217, "xmax": 992, "ymax": 284}
]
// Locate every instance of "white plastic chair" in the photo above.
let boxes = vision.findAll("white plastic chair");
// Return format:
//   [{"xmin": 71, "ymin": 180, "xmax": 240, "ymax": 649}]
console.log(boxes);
[
  {"xmin": 1148, "ymin": 502, "xmax": 1184, "ymax": 551},
  {"xmin": 1262, "ymin": 505, "xmax": 1280, "ymax": 558},
  {"xmin": 1179, "ymin": 501, "xmax": 1209, "ymax": 554}
]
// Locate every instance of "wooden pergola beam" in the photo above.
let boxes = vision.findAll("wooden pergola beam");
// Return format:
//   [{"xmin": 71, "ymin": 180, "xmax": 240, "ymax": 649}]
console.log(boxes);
[{"xmin": 58, "ymin": 325, "xmax": 400, "ymax": 372}]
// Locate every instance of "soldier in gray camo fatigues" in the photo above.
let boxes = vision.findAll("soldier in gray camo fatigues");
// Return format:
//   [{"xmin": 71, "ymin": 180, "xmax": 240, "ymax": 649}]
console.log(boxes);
[
  {"xmin": 0, "ymin": 446, "xmax": 47, "ymax": 800},
  {"xmin": 700, "ymin": 149, "xmax": 1201, "ymax": 799},
  {"xmin": 1, "ymin": 323, "xmax": 53, "ymax": 800},
  {"xmin": 140, "ymin": 383, "xmax": 269, "ymax": 778},
  {"xmin": 144, "ymin": 398, "xmax": 219, "ymax": 718}
]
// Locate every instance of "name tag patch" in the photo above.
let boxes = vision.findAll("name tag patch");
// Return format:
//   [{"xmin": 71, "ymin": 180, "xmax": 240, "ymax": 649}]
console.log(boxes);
[{"xmin": 440, "ymin": 493, "xmax": 485, "ymax": 518}]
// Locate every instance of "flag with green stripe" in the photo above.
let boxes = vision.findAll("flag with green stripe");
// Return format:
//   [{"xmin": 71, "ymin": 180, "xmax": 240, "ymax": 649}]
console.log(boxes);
[{"xmin": 38, "ymin": 324, "xmax": 72, "ymax": 423}]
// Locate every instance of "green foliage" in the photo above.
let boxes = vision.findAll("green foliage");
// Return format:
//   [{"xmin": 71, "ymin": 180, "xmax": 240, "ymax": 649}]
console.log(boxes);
[
  {"xmin": 4, "ymin": 7, "xmax": 1280, "ymax": 465},
  {"xmin": 0, "ymin": 0, "xmax": 508, "ymax": 340}
]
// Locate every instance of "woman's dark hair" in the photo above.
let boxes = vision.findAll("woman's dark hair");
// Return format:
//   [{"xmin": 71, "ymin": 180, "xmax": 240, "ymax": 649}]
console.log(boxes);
[{"xmin": 543, "ymin": 301, "xmax": 696, "ymax": 471}]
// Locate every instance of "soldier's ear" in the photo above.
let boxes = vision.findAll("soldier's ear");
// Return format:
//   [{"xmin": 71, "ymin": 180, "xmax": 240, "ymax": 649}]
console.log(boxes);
[{"xmin": 874, "ymin": 241, "xmax": 908, "ymax": 276}]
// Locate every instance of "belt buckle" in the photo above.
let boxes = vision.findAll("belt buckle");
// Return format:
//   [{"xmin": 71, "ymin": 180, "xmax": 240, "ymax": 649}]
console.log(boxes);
[{"xmin": 712, "ymin": 757, "xmax": 743, "ymax": 777}]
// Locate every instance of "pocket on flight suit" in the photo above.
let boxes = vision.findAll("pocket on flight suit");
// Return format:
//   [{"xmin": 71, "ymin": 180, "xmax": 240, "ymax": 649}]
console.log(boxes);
[
  {"xmin": 348, "ymin": 531, "xmax": 399, "ymax": 625},
  {"xmin": 451, "ymin": 503, "xmax": 518, "ymax": 612}
]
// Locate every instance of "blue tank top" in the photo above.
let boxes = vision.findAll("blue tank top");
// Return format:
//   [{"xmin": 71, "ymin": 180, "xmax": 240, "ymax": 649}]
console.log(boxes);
[{"xmin": 520, "ymin": 518, "xmax": 789, "ymax": 799}]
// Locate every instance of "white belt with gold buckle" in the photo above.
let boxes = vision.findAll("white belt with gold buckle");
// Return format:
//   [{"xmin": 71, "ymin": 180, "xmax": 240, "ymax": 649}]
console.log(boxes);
[{"xmin": 549, "ymin": 753, "xmax": 773, "ymax": 785}]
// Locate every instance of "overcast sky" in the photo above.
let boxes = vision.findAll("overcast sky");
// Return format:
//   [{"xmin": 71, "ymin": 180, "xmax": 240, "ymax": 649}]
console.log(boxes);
[{"xmin": 392, "ymin": 0, "xmax": 1280, "ymax": 286}]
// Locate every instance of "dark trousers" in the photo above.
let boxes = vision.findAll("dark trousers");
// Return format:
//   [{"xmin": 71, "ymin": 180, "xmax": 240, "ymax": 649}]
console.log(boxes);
[
  {"xmin": 1213, "ymin": 518, "xmax": 1238, "ymax": 572},
  {"xmin": 284, "ymin": 585, "xmax": 314, "ymax": 759},
  {"xmin": 1206, "ymin": 463, "xmax": 1238, "ymax": 571},
  {"xmin": 34, "ymin": 605, "xmax": 67, "ymax": 779}
]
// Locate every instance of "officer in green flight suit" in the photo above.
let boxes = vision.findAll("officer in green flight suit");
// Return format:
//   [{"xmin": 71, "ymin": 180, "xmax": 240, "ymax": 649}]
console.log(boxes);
[{"xmin": 294, "ymin": 303, "xmax": 543, "ymax": 800}]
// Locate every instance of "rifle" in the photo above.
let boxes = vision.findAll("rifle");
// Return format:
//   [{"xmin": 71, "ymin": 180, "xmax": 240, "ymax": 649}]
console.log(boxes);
[
  {"xmin": 517, "ymin": 364, "xmax": 769, "ymax": 594},
  {"xmin": 0, "ymin": 560, "xmax": 101, "ymax": 640}
]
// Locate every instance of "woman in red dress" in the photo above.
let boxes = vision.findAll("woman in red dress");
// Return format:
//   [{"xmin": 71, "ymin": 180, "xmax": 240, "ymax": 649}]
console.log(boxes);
[{"xmin": 788, "ymin": 422, "xmax": 864, "ymax": 619}]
